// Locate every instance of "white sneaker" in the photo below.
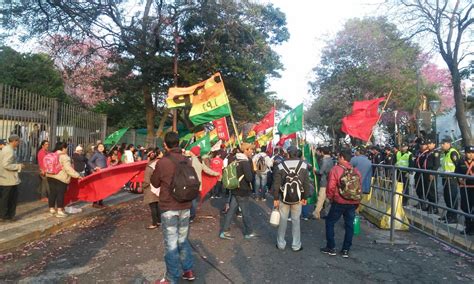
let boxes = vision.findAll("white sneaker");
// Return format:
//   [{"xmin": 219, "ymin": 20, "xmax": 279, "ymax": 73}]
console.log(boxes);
[
  {"xmin": 55, "ymin": 211, "xmax": 68, "ymax": 218},
  {"xmin": 49, "ymin": 208, "xmax": 56, "ymax": 215}
]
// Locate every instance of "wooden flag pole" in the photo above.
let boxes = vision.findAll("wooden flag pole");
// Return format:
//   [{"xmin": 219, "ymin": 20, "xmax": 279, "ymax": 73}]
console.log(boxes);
[
  {"xmin": 366, "ymin": 90, "xmax": 393, "ymax": 144},
  {"xmin": 228, "ymin": 107, "xmax": 241, "ymax": 146}
]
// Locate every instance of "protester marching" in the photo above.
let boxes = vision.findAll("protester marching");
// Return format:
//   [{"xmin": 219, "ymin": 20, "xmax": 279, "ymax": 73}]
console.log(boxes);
[{"xmin": 1, "ymin": 71, "xmax": 473, "ymax": 284}]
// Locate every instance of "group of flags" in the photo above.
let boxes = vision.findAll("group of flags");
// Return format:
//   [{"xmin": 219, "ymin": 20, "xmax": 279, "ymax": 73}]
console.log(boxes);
[
  {"xmin": 164, "ymin": 72, "xmax": 306, "ymax": 154},
  {"xmin": 106, "ymin": 72, "xmax": 387, "ymax": 152}
]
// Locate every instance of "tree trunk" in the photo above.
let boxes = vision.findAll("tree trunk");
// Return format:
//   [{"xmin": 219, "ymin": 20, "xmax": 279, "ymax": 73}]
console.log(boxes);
[
  {"xmin": 143, "ymin": 85, "xmax": 155, "ymax": 147},
  {"xmin": 450, "ymin": 68, "xmax": 472, "ymax": 146},
  {"xmin": 155, "ymin": 108, "xmax": 170, "ymax": 139}
]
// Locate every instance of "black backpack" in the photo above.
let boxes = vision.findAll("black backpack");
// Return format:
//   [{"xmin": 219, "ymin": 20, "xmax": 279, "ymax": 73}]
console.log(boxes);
[
  {"xmin": 280, "ymin": 160, "xmax": 304, "ymax": 204},
  {"xmin": 168, "ymin": 155, "xmax": 201, "ymax": 202}
]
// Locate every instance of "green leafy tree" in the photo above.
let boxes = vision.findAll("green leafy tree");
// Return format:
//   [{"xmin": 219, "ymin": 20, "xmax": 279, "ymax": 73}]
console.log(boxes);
[
  {"xmin": 1, "ymin": 0, "xmax": 289, "ymax": 145},
  {"xmin": 0, "ymin": 46, "xmax": 66, "ymax": 100},
  {"xmin": 307, "ymin": 17, "xmax": 436, "ymax": 143}
]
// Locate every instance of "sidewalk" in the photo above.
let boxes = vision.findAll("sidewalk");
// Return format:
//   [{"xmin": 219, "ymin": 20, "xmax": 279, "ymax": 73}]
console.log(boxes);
[{"xmin": 0, "ymin": 190, "xmax": 142, "ymax": 252}]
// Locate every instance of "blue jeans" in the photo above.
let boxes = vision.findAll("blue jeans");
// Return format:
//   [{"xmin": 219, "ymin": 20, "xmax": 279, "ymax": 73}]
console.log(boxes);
[
  {"xmin": 325, "ymin": 203, "xmax": 357, "ymax": 251},
  {"xmin": 161, "ymin": 209, "xmax": 194, "ymax": 283},
  {"xmin": 254, "ymin": 173, "xmax": 268, "ymax": 198},
  {"xmin": 301, "ymin": 204, "xmax": 314, "ymax": 218},
  {"xmin": 222, "ymin": 195, "xmax": 252, "ymax": 235}
]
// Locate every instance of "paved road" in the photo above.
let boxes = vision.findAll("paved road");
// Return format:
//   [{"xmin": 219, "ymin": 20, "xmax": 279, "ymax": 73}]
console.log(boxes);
[{"xmin": 1, "ymin": 197, "xmax": 473, "ymax": 283}]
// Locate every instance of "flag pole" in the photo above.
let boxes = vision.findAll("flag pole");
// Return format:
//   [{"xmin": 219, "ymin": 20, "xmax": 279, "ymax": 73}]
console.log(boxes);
[{"xmin": 366, "ymin": 90, "xmax": 393, "ymax": 144}]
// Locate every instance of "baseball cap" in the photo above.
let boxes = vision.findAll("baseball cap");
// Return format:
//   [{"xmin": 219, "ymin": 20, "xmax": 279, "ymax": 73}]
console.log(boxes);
[
  {"xmin": 465, "ymin": 146, "xmax": 474, "ymax": 153},
  {"xmin": 441, "ymin": 136, "xmax": 452, "ymax": 143}
]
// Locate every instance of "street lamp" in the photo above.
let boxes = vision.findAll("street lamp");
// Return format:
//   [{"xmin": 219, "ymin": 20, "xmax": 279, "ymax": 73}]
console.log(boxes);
[
  {"xmin": 417, "ymin": 117, "xmax": 424, "ymax": 136},
  {"xmin": 429, "ymin": 100, "xmax": 441, "ymax": 144}
]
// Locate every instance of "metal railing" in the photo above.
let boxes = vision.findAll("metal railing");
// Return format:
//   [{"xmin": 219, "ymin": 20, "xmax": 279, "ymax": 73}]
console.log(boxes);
[
  {"xmin": 361, "ymin": 164, "xmax": 474, "ymax": 256},
  {"xmin": 0, "ymin": 84, "xmax": 107, "ymax": 162}
]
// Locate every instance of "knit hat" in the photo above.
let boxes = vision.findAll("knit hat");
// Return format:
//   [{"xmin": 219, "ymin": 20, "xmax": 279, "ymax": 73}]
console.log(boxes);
[{"xmin": 190, "ymin": 146, "xmax": 201, "ymax": 156}]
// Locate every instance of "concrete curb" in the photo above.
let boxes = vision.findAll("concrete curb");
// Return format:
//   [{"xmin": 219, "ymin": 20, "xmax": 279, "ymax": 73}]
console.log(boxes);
[{"xmin": 0, "ymin": 192, "xmax": 141, "ymax": 253}]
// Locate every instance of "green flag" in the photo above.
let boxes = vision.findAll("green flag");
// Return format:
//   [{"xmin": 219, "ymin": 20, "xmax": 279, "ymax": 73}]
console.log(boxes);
[
  {"xmin": 304, "ymin": 144, "xmax": 319, "ymax": 205},
  {"xmin": 186, "ymin": 134, "xmax": 211, "ymax": 156},
  {"xmin": 104, "ymin": 128, "xmax": 128, "ymax": 145},
  {"xmin": 277, "ymin": 104, "xmax": 304, "ymax": 135}
]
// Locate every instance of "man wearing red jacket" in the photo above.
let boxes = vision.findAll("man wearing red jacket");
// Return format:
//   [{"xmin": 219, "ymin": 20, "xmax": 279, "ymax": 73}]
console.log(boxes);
[{"xmin": 321, "ymin": 150, "xmax": 361, "ymax": 258}]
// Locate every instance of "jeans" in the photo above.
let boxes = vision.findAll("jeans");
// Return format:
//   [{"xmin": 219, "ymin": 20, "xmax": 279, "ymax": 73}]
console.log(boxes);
[
  {"xmin": 190, "ymin": 197, "xmax": 199, "ymax": 219},
  {"xmin": 149, "ymin": 202, "xmax": 161, "ymax": 225},
  {"xmin": 254, "ymin": 173, "xmax": 268, "ymax": 198},
  {"xmin": 212, "ymin": 181, "xmax": 223, "ymax": 197},
  {"xmin": 222, "ymin": 195, "xmax": 252, "ymax": 235},
  {"xmin": 301, "ymin": 204, "xmax": 314, "ymax": 218},
  {"xmin": 47, "ymin": 178, "xmax": 67, "ymax": 208},
  {"xmin": 325, "ymin": 203, "xmax": 357, "ymax": 251},
  {"xmin": 277, "ymin": 202, "xmax": 302, "ymax": 250},
  {"xmin": 161, "ymin": 209, "xmax": 193, "ymax": 283},
  {"xmin": 0, "ymin": 185, "xmax": 18, "ymax": 219}
]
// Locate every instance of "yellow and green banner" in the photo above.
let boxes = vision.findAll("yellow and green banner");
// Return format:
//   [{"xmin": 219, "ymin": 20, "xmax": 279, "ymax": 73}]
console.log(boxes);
[
  {"xmin": 167, "ymin": 73, "xmax": 231, "ymax": 126},
  {"xmin": 256, "ymin": 129, "xmax": 273, "ymax": 146}
]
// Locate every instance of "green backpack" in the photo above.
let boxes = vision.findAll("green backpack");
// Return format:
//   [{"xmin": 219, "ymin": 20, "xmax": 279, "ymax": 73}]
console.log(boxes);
[{"xmin": 222, "ymin": 161, "xmax": 242, "ymax": 190}]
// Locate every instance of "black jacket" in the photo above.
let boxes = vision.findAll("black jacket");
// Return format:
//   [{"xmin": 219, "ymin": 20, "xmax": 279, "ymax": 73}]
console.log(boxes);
[
  {"xmin": 232, "ymin": 153, "xmax": 254, "ymax": 197},
  {"xmin": 273, "ymin": 158, "xmax": 311, "ymax": 200}
]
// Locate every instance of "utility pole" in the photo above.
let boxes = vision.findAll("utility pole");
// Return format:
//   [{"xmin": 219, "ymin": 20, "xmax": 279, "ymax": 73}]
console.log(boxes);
[{"xmin": 172, "ymin": 23, "xmax": 179, "ymax": 132}]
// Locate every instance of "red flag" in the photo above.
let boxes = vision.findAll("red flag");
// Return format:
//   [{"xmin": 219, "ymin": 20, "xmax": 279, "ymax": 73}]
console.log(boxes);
[
  {"xmin": 64, "ymin": 161, "xmax": 148, "ymax": 204},
  {"xmin": 253, "ymin": 107, "xmax": 275, "ymax": 134},
  {"xmin": 277, "ymin": 133, "xmax": 296, "ymax": 146},
  {"xmin": 212, "ymin": 117, "xmax": 230, "ymax": 141},
  {"xmin": 266, "ymin": 142, "xmax": 273, "ymax": 156},
  {"xmin": 341, "ymin": 97, "xmax": 385, "ymax": 142},
  {"xmin": 200, "ymin": 157, "xmax": 223, "ymax": 200}
]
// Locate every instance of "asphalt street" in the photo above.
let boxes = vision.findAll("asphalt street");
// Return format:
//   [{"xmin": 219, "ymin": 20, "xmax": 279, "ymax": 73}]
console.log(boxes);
[{"xmin": 1, "ymin": 197, "xmax": 473, "ymax": 283}]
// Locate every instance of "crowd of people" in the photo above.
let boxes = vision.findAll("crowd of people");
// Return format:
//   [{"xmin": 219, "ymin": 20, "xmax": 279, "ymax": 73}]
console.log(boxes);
[
  {"xmin": 1, "ymin": 131, "xmax": 473, "ymax": 284},
  {"xmin": 0, "ymin": 135, "xmax": 153, "ymax": 220}
]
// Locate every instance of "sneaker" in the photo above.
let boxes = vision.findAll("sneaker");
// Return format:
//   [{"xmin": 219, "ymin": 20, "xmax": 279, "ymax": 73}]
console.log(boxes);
[
  {"xmin": 219, "ymin": 232, "xmax": 234, "ymax": 240},
  {"xmin": 341, "ymin": 250, "xmax": 349, "ymax": 258},
  {"xmin": 302, "ymin": 217, "xmax": 309, "ymax": 221},
  {"xmin": 55, "ymin": 211, "xmax": 68, "ymax": 218},
  {"xmin": 49, "ymin": 208, "xmax": 56, "ymax": 215},
  {"xmin": 155, "ymin": 279, "xmax": 170, "ymax": 284},
  {"xmin": 292, "ymin": 247, "xmax": 303, "ymax": 252},
  {"xmin": 236, "ymin": 213, "xmax": 243, "ymax": 218},
  {"xmin": 262, "ymin": 198, "xmax": 266, "ymax": 201},
  {"xmin": 244, "ymin": 233, "xmax": 258, "ymax": 240},
  {"xmin": 320, "ymin": 247, "xmax": 336, "ymax": 256},
  {"xmin": 182, "ymin": 270, "xmax": 196, "ymax": 281}
]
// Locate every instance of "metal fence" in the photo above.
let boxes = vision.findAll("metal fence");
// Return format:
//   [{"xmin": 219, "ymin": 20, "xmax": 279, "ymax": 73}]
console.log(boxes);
[
  {"xmin": 361, "ymin": 164, "xmax": 474, "ymax": 257},
  {"xmin": 0, "ymin": 84, "xmax": 107, "ymax": 162}
]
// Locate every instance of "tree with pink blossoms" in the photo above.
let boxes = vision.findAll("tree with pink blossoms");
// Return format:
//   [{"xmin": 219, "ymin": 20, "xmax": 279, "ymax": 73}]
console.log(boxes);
[{"xmin": 44, "ymin": 36, "xmax": 115, "ymax": 106}]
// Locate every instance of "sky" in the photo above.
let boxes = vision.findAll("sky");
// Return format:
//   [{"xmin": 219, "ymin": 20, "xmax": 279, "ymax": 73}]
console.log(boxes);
[{"xmin": 266, "ymin": 0, "xmax": 385, "ymax": 108}]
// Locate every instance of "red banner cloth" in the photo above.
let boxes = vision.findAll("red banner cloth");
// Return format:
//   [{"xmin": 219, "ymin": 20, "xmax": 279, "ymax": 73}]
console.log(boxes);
[
  {"xmin": 200, "ymin": 157, "xmax": 223, "ymax": 200},
  {"xmin": 341, "ymin": 97, "xmax": 385, "ymax": 142},
  {"xmin": 253, "ymin": 107, "xmax": 275, "ymax": 134},
  {"xmin": 65, "ymin": 161, "xmax": 148, "ymax": 205},
  {"xmin": 277, "ymin": 133, "xmax": 296, "ymax": 146},
  {"xmin": 212, "ymin": 117, "xmax": 230, "ymax": 141},
  {"xmin": 266, "ymin": 142, "xmax": 274, "ymax": 156}
]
